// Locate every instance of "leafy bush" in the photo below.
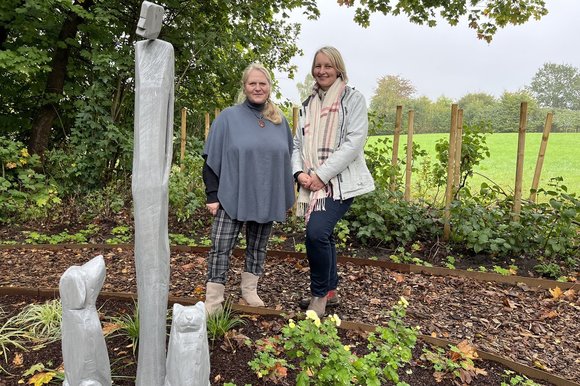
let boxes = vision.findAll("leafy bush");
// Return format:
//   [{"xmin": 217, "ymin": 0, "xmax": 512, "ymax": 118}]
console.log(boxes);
[
  {"xmin": 0, "ymin": 136, "xmax": 61, "ymax": 224},
  {"xmin": 345, "ymin": 189, "xmax": 441, "ymax": 248},
  {"xmin": 169, "ymin": 149, "xmax": 206, "ymax": 222},
  {"xmin": 249, "ymin": 297, "xmax": 417, "ymax": 385},
  {"xmin": 450, "ymin": 178, "xmax": 579, "ymax": 262},
  {"xmin": 432, "ymin": 123, "xmax": 491, "ymax": 191}
]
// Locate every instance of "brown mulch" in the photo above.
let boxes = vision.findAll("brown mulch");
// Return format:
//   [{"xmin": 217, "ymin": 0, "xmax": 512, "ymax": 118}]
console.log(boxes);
[
  {"xmin": 1, "ymin": 246, "xmax": 579, "ymax": 385},
  {"xmin": 0, "ymin": 293, "xmax": 510, "ymax": 386}
]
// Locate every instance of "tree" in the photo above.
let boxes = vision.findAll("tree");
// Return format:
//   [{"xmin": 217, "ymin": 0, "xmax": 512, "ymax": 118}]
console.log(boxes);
[
  {"xmin": 296, "ymin": 73, "xmax": 315, "ymax": 102},
  {"xmin": 491, "ymin": 90, "xmax": 542, "ymax": 132},
  {"xmin": 337, "ymin": 0, "xmax": 548, "ymax": 42},
  {"xmin": 457, "ymin": 92, "xmax": 497, "ymax": 127},
  {"xmin": 529, "ymin": 63, "xmax": 580, "ymax": 110},
  {"xmin": 0, "ymin": 0, "xmax": 318, "ymax": 189},
  {"xmin": 370, "ymin": 75, "xmax": 415, "ymax": 114}
]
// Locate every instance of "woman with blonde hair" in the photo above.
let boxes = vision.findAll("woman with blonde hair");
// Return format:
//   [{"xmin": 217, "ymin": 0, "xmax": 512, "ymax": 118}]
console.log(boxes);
[
  {"xmin": 292, "ymin": 46, "xmax": 375, "ymax": 317},
  {"xmin": 202, "ymin": 63, "xmax": 295, "ymax": 314}
]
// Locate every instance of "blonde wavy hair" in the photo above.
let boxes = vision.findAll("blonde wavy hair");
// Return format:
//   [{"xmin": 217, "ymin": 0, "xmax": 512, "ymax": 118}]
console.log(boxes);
[
  {"xmin": 240, "ymin": 63, "xmax": 282, "ymax": 125},
  {"xmin": 311, "ymin": 46, "xmax": 349, "ymax": 84}
]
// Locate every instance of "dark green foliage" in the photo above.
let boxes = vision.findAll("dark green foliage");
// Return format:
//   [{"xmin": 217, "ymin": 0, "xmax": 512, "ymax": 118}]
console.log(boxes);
[
  {"xmin": 432, "ymin": 123, "xmax": 491, "ymax": 190},
  {"xmin": 345, "ymin": 189, "xmax": 441, "ymax": 248},
  {"xmin": 169, "ymin": 139, "xmax": 206, "ymax": 223},
  {"xmin": 450, "ymin": 178, "xmax": 579, "ymax": 261},
  {"xmin": 0, "ymin": 136, "xmax": 60, "ymax": 224},
  {"xmin": 0, "ymin": 0, "xmax": 318, "ymax": 193}
]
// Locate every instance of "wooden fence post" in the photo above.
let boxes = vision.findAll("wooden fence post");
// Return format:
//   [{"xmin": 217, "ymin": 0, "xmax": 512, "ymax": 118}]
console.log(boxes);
[
  {"xmin": 390, "ymin": 105, "xmax": 403, "ymax": 192},
  {"xmin": 214, "ymin": 108, "xmax": 220, "ymax": 119},
  {"xmin": 529, "ymin": 112, "xmax": 553, "ymax": 202},
  {"xmin": 204, "ymin": 112, "xmax": 210, "ymax": 140},
  {"xmin": 404, "ymin": 110, "xmax": 415, "ymax": 201},
  {"xmin": 513, "ymin": 102, "xmax": 528, "ymax": 221},
  {"xmin": 453, "ymin": 108, "xmax": 464, "ymax": 193},
  {"xmin": 292, "ymin": 106, "xmax": 299, "ymax": 136},
  {"xmin": 443, "ymin": 104, "xmax": 459, "ymax": 241},
  {"xmin": 180, "ymin": 107, "xmax": 187, "ymax": 172}
]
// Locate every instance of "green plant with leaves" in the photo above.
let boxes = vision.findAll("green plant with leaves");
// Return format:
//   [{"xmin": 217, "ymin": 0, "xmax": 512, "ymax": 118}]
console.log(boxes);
[
  {"xmin": 0, "ymin": 318, "xmax": 30, "ymax": 374},
  {"xmin": 421, "ymin": 341, "xmax": 487, "ymax": 384},
  {"xmin": 533, "ymin": 262, "xmax": 562, "ymax": 280},
  {"xmin": 346, "ymin": 189, "xmax": 441, "ymax": 248},
  {"xmin": 22, "ymin": 225, "xmax": 99, "ymax": 245},
  {"xmin": 206, "ymin": 300, "xmax": 245, "ymax": 342},
  {"xmin": 11, "ymin": 300, "xmax": 62, "ymax": 344},
  {"xmin": 249, "ymin": 297, "xmax": 418, "ymax": 385},
  {"xmin": 107, "ymin": 302, "xmax": 140, "ymax": 355},
  {"xmin": 169, "ymin": 148, "xmax": 207, "ymax": 223},
  {"xmin": 444, "ymin": 256, "xmax": 456, "ymax": 269},
  {"xmin": 432, "ymin": 123, "xmax": 491, "ymax": 192},
  {"xmin": 22, "ymin": 362, "xmax": 65, "ymax": 386},
  {"xmin": 501, "ymin": 370, "xmax": 543, "ymax": 386},
  {"xmin": 0, "ymin": 137, "xmax": 61, "ymax": 224},
  {"xmin": 450, "ymin": 177, "xmax": 579, "ymax": 263},
  {"xmin": 83, "ymin": 180, "xmax": 129, "ymax": 219},
  {"xmin": 389, "ymin": 246, "xmax": 433, "ymax": 267},
  {"xmin": 106, "ymin": 225, "xmax": 132, "ymax": 244},
  {"xmin": 294, "ymin": 242, "xmax": 306, "ymax": 253}
]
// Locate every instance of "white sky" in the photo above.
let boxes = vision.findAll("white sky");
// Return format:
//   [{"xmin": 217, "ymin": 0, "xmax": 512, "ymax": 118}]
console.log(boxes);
[{"xmin": 275, "ymin": 0, "xmax": 580, "ymax": 105}]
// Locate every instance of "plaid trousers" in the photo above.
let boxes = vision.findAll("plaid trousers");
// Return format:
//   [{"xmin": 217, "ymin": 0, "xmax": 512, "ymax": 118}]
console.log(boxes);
[{"xmin": 207, "ymin": 208, "xmax": 273, "ymax": 284}]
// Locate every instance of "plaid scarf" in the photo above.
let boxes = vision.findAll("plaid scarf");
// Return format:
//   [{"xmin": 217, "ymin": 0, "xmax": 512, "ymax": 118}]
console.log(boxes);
[{"xmin": 296, "ymin": 79, "xmax": 346, "ymax": 222}]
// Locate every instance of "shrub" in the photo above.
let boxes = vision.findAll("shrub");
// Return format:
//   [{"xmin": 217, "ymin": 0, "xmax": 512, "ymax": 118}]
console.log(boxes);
[
  {"xmin": 0, "ymin": 136, "xmax": 61, "ymax": 224},
  {"xmin": 249, "ymin": 297, "xmax": 418, "ymax": 386},
  {"xmin": 345, "ymin": 189, "xmax": 441, "ymax": 248}
]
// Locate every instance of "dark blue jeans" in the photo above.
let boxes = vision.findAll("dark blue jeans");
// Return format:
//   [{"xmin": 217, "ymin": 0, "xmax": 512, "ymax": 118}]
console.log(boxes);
[{"xmin": 306, "ymin": 197, "xmax": 353, "ymax": 297}]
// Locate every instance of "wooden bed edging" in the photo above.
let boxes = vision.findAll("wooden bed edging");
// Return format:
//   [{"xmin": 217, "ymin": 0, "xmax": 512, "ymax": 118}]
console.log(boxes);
[
  {"xmin": 1, "ymin": 286, "xmax": 577, "ymax": 386},
  {"xmin": 1, "ymin": 244, "xmax": 576, "ymax": 290}
]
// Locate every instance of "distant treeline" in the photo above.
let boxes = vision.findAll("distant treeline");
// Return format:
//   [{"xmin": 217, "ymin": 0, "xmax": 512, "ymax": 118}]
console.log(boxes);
[{"xmin": 368, "ymin": 92, "xmax": 580, "ymax": 135}]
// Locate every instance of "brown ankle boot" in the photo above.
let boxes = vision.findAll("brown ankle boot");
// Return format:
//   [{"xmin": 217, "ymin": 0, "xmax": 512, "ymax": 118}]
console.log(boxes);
[
  {"xmin": 299, "ymin": 290, "xmax": 339, "ymax": 309},
  {"xmin": 307, "ymin": 296, "xmax": 327, "ymax": 318}
]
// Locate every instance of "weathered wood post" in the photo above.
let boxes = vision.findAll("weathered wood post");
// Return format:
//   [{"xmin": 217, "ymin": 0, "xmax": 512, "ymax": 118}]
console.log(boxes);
[
  {"xmin": 204, "ymin": 112, "xmax": 210, "ymax": 140},
  {"xmin": 292, "ymin": 106, "xmax": 299, "ymax": 136},
  {"xmin": 390, "ymin": 105, "xmax": 403, "ymax": 192},
  {"xmin": 404, "ymin": 110, "xmax": 415, "ymax": 201},
  {"xmin": 513, "ymin": 102, "xmax": 528, "ymax": 221},
  {"xmin": 180, "ymin": 107, "xmax": 187, "ymax": 172},
  {"xmin": 214, "ymin": 107, "xmax": 221, "ymax": 119},
  {"xmin": 529, "ymin": 112, "xmax": 553, "ymax": 202},
  {"xmin": 443, "ymin": 104, "xmax": 459, "ymax": 241},
  {"xmin": 453, "ymin": 108, "xmax": 464, "ymax": 193}
]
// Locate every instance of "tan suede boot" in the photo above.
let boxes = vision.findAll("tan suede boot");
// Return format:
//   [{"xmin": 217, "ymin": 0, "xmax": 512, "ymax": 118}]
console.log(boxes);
[
  {"xmin": 307, "ymin": 296, "xmax": 327, "ymax": 318},
  {"xmin": 204, "ymin": 282, "xmax": 225, "ymax": 315},
  {"xmin": 240, "ymin": 272, "xmax": 265, "ymax": 307}
]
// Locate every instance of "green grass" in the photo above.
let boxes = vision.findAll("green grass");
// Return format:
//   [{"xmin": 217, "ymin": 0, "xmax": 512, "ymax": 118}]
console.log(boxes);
[{"xmin": 368, "ymin": 132, "xmax": 580, "ymax": 197}]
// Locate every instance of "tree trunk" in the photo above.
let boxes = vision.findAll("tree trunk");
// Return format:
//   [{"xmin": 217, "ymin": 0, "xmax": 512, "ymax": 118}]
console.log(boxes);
[{"xmin": 28, "ymin": 0, "xmax": 93, "ymax": 157}]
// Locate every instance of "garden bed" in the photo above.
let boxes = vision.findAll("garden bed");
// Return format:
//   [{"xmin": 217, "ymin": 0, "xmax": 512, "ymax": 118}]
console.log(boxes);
[{"xmin": 0, "ymin": 246, "xmax": 578, "ymax": 385}]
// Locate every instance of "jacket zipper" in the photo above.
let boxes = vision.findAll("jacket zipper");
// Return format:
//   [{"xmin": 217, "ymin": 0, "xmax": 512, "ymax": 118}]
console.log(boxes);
[{"xmin": 336, "ymin": 89, "xmax": 348, "ymax": 202}]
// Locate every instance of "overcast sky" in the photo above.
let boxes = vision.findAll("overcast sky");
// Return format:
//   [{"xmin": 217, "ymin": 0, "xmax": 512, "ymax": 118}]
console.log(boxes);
[{"xmin": 275, "ymin": 0, "xmax": 580, "ymax": 105}]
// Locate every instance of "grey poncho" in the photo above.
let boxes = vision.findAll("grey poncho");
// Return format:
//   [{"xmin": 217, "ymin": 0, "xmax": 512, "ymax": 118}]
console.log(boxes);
[{"xmin": 203, "ymin": 101, "xmax": 295, "ymax": 223}]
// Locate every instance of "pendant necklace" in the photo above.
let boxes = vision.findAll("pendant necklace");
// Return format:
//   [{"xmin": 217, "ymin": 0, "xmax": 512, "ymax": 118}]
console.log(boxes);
[{"xmin": 255, "ymin": 112, "xmax": 265, "ymax": 128}]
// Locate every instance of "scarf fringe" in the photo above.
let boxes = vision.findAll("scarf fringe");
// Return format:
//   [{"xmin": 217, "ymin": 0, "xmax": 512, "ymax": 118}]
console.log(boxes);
[{"xmin": 296, "ymin": 187, "xmax": 329, "ymax": 223}]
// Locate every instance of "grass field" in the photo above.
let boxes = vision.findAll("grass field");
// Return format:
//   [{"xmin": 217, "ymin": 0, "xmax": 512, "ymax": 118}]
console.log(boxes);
[{"xmin": 368, "ymin": 132, "xmax": 579, "ymax": 197}]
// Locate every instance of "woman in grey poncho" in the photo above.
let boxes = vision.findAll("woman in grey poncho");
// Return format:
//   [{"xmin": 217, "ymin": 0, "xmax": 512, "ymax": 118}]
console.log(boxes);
[{"xmin": 202, "ymin": 63, "xmax": 295, "ymax": 314}]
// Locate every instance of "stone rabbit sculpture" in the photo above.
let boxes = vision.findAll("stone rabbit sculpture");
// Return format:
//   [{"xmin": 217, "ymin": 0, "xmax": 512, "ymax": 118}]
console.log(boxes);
[{"xmin": 60, "ymin": 255, "xmax": 111, "ymax": 386}]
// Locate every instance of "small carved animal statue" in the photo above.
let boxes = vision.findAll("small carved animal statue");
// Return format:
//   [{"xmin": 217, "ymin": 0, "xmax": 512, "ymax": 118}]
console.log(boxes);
[
  {"xmin": 60, "ymin": 255, "xmax": 111, "ymax": 386},
  {"xmin": 164, "ymin": 302, "xmax": 210, "ymax": 386}
]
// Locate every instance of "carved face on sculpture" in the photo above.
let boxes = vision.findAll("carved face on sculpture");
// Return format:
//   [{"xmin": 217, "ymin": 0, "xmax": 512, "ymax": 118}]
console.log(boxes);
[{"xmin": 136, "ymin": 1, "xmax": 164, "ymax": 40}]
